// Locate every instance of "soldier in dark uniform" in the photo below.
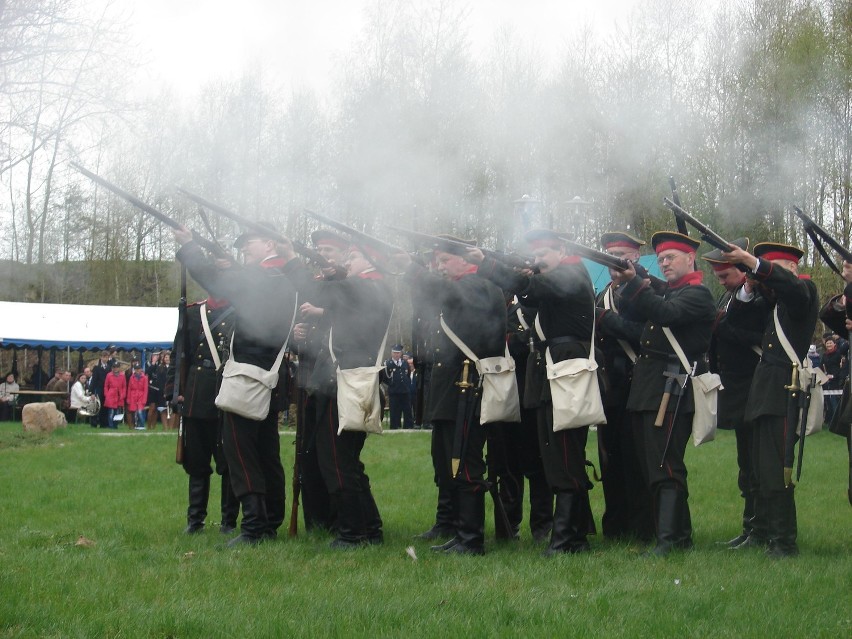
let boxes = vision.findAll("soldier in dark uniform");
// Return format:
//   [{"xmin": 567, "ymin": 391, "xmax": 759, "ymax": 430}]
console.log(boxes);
[
  {"xmin": 470, "ymin": 229, "xmax": 597, "ymax": 556},
  {"xmin": 721, "ymin": 242, "xmax": 819, "ymax": 557},
  {"xmin": 296, "ymin": 244, "xmax": 393, "ymax": 548},
  {"xmin": 172, "ymin": 224, "xmax": 299, "ymax": 546},
  {"xmin": 288, "ymin": 230, "xmax": 348, "ymax": 533},
  {"xmin": 89, "ymin": 350, "xmax": 111, "ymax": 428},
  {"xmin": 382, "ymin": 345, "xmax": 413, "ymax": 430},
  {"xmin": 595, "ymin": 231, "xmax": 654, "ymax": 542},
  {"xmin": 168, "ymin": 297, "xmax": 239, "ymax": 534},
  {"xmin": 599, "ymin": 232, "xmax": 715, "ymax": 556},
  {"xmin": 702, "ymin": 242, "xmax": 769, "ymax": 548},
  {"xmin": 486, "ymin": 295, "xmax": 553, "ymax": 542},
  {"xmin": 397, "ymin": 236, "xmax": 507, "ymax": 555}
]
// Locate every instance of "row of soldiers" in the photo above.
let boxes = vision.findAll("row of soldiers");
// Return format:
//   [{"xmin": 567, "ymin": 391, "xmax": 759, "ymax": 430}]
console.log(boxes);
[{"xmin": 167, "ymin": 219, "xmax": 847, "ymax": 558}]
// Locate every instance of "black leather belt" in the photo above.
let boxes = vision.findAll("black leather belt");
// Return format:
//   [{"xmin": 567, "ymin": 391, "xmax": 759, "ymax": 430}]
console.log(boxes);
[{"xmin": 639, "ymin": 348, "xmax": 679, "ymax": 363}]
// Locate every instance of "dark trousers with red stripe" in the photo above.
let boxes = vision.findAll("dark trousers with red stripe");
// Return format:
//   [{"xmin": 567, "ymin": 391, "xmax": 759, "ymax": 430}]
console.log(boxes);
[
  {"xmin": 222, "ymin": 409, "xmax": 286, "ymax": 530},
  {"xmin": 634, "ymin": 409, "xmax": 693, "ymax": 546}
]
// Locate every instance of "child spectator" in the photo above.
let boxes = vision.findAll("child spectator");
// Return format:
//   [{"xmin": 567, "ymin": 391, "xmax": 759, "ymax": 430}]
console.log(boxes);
[
  {"xmin": 103, "ymin": 362, "xmax": 127, "ymax": 429},
  {"xmin": 127, "ymin": 365, "xmax": 149, "ymax": 430}
]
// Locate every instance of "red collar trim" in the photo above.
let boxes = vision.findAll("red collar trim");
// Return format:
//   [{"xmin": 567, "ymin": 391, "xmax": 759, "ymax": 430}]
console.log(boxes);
[
  {"xmin": 260, "ymin": 256, "xmax": 286, "ymax": 268},
  {"xmin": 669, "ymin": 270, "xmax": 704, "ymax": 289},
  {"xmin": 798, "ymin": 274, "xmax": 811, "ymax": 280},
  {"xmin": 357, "ymin": 270, "xmax": 384, "ymax": 280},
  {"xmin": 206, "ymin": 296, "xmax": 230, "ymax": 309},
  {"xmin": 452, "ymin": 264, "xmax": 479, "ymax": 280},
  {"xmin": 560, "ymin": 256, "xmax": 582, "ymax": 265}
]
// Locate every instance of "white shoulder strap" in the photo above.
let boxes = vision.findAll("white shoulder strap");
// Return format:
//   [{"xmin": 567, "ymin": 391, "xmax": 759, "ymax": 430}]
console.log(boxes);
[
  {"xmin": 661, "ymin": 326, "xmax": 694, "ymax": 375},
  {"xmin": 227, "ymin": 293, "xmax": 298, "ymax": 373},
  {"xmin": 440, "ymin": 313, "xmax": 479, "ymax": 363},
  {"xmin": 330, "ymin": 305, "xmax": 394, "ymax": 369},
  {"xmin": 198, "ymin": 303, "xmax": 222, "ymax": 371},
  {"xmin": 602, "ymin": 285, "xmax": 638, "ymax": 364},
  {"xmin": 773, "ymin": 306, "xmax": 801, "ymax": 367},
  {"xmin": 513, "ymin": 296, "xmax": 530, "ymax": 330}
]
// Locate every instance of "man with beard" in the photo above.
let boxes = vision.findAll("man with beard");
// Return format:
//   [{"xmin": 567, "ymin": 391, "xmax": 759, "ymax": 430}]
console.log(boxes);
[
  {"xmin": 296, "ymin": 244, "xmax": 393, "ymax": 548},
  {"xmin": 598, "ymin": 231, "xmax": 715, "ymax": 556},
  {"xmin": 721, "ymin": 241, "xmax": 819, "ymax": 557},
  {"xmin": 396, "ymin": 236, "xmax": 507, "ymax": 555},
  {"xmin": 173, "ymin": 223, "xmax": 299, "ymax": 546},
  {"xmin": 701, "ymin": 242, "xmax": 768, "ymax": 548},
  {"xmin": 595, "ymin": 232, "xmax": 654, "ymax": 542},
  {"xmin": 468, "ymin": 229, "xmax": 597, "ymax": 555}
]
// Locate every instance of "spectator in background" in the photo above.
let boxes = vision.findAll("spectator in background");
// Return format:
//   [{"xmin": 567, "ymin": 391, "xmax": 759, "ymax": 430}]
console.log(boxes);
[
  {"xmin": 382, "ymin": 344, "xmax": 413, "ymax": 430},
  {"xmin": 123, "ymin": 357, "xmax": 141, "ymax": 427},
  {"xmin": 146, "ymin": 352, "xmax": 164, "ymax": 430},
  {"xmin": 821, "ymin": 336, "xmax": 847, "ymax": 425},
  {"xmin": 89, "ymin": 351, "xmax": 111, "ymax": 428},
  {"xmin": 103, "ymin": 361, "xmax": 126, "ymax": 429},
  {"xmin": 127, "ymin": 365, "xmax": 149, "ymax": 430},
  {"xmin": 0, "ymin": 373, "xmax": 20, "ymax": 421},
  {"xmin": 69, "ymin": 373, "xmax": 89, "ymax": 412},
  {"xmin": 807, "ymin": 345, "xmax": 821, "ymax": 369}
]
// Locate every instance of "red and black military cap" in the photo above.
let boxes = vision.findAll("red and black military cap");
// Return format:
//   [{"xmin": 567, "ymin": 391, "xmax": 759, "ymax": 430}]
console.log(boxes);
[
  {"xmin": 701, "ymin": 237, "xmax": 750, "ymax": 271},
  {"xmin": 429, "ymin": 234, "xmax": 476, "ymax": 257},
  {"xmin": 523, "ymin": 228, "xmax": 565, "ymax": 250},
  {"xmin": 600, "ymin": 231, "xmax": 645, "ymax": 251},
  {"xmin": 311, "ymin": 229, "xmax": 350, "ymax": 250},
  {"xmin": 752, "ymin": 242, "xmax": 804, "ymax": 264},
  {"xmin": 234, "ymin": 220, "xmax": 280, "ymax": 249},
  {"xmin": 651, "ymin": 231, "xmax": 702, "ymax": 255}
]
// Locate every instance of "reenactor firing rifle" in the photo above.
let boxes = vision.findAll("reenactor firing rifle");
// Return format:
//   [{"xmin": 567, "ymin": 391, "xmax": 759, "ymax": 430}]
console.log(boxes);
[{"xmin": 175, "ymin": 187, "xmax": 342, "ymax": 274}]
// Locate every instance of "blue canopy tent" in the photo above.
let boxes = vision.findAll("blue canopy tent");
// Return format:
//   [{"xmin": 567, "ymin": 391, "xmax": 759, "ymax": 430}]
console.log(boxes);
[{"xmin": 0, "ymin": 302, "xmax": 178, "ymax": 379}]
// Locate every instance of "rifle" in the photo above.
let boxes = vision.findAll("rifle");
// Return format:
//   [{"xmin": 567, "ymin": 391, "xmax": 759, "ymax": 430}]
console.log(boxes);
[
  {"xmin": 70, "ymin": 163, "xmax": 231, "ymax": 259},
  {"xmin": 669, "ymin": 177, "xmax": 689, "ymax": 237},
  {"xmin": 175, "ymin": 187, "xmax": 338, "ymax": 272},
  {"xmin": 792, "ymin": 206, "xmax": 852, "ymax": 276},
  {"xmin": 662, "ymin": 198, "xmax": 732, "ymax": 252},
  {"xmin": 552, "ymin": 234, "xmax": 630, "ymax": 272},
  {"xmin": 174, "ymin": 264, "xmax": 188, "ymax": 464},
  {"xmin": 388, "ymin": 225, "xmax": 538, "ymax": 272}
]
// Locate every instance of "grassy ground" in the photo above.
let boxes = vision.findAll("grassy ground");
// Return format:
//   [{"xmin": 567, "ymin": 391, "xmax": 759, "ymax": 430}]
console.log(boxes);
[{"xmin": 0, "ymin": 422, "xmax": 849, "ymax": 638}]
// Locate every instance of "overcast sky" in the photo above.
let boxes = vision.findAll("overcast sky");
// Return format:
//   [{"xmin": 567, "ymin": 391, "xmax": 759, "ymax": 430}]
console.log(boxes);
[{"xmin": 124, "ymin": 0, "xmax": 673, "ymax": 97}]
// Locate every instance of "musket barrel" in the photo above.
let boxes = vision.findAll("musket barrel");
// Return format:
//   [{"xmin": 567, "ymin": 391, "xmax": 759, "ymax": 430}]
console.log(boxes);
[{"xmin": 72, "ymin": 164, "xmax": 229, "ymax": 258}]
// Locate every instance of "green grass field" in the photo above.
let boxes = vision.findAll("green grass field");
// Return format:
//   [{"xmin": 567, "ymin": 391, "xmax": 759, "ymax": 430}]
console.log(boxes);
[{"xmin": 0, "ymin": 422, "xmax": 849, "ymax": 638}]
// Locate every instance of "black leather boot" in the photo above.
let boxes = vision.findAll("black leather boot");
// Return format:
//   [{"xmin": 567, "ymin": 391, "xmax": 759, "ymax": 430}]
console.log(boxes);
[
  {"xmin": 264, "ymin": 493, "xmax": 285, "ymax": 540},
  {"xmin": 733, "ymin": 490, "xmax": 769, "ymax": 549},
  {"xmin": 185, "ymin": 475, "xmax": 210, "ymax": 534},
  {"xmin": 227, "ymin": 493, "xmax": 268, "ymax": 547},
  {"xmin": 360, "ymin": 488, "xmax": 384, "ymax": 545},
  {"xmin": 443, "ymin": 489, "xmax": 485, "ymax": 555},
  {"xmin": 329, "ymin": 491, "xmax": 366, "ymax": 550},
  {"xmin": 543, "ymin": 492, "xmax": 591, "ymax": 557},
  {"xmin": 528, "ymin": 473, "xmax": 554, "ymax": 543},
  {"xmin": 220, "ymin": 474, "xmax": 239, "ymax": 534},
  {"xmin": 766, "ymin": 488, "xmax": 799, "ymax": 558},
  {"xmin": 646, "ymin": 485, "xmax": 690, "ymax": 557},
  {"xmin": 416, "ymin": 483, "xmax": 457, "ymax": 540}
]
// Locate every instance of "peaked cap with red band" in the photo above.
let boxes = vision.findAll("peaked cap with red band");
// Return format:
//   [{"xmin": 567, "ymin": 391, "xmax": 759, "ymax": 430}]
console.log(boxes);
[
  {"xmin": 234, "ymin": 220, "xmax": 280, "ymax": 249},
  {"xmin": 524, "ymin": 228, "xmax": 566, "ymax": 250},
  {"xmin": 600, "ymin": 231, "xmax": 645, "ymax": 251},
  {"xmin": 701, "ymin": 237, "xmax": 749, "ymax": 272},
  {"xmin": 651, "ymin": 231, "xmax": 701, "ymax": 255},
  {"xmin": 311, "ymin": 229, "xmax": 350, "ymax": 250},
  {"xmin": 430, "ymin": 234, "xmax": 476, "ymax": 257},
  {"xmin": 753, "ymin": 241, "xmax": 804, "ymax": 264}
]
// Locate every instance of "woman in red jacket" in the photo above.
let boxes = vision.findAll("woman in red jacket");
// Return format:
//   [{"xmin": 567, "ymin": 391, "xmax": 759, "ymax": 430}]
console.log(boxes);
[
  {"xmin": 127, "ymin": 365, "xmax": 149, "ymax": 430},
  {"xmin": 103, "ymin": 362, "xmax": 127, "ymax": 430}
]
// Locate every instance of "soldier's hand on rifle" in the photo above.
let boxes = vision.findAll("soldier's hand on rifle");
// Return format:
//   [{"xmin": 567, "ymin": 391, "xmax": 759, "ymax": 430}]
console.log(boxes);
[
  {"xmin": 173, "ymin": 225, "xmax": 193, "ymax": 246},
  {"xmin": 465, "ymin": 247, "xmax": 485, "ymax": 265},
  {"xmin": 721, "ymin": 245, "xmax": 758, "ymax": 270},
  {"xmin": 300, "ymin": 302, "xmax": 323, "ymax": 319},
  {"xmin": 611, "ymin": 259, "xmax": 637, "ymax": 284},
  {"xmin": 293, "ymin": 323, "xmax": 310, "ymax": 342}
]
